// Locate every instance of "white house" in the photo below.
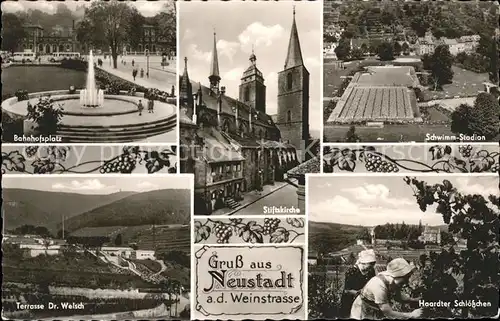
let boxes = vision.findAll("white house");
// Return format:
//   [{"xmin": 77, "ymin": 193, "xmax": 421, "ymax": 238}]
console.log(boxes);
[
  {"xmin": 100, "ymin": 246, "xmax": 134, "ymax": 258},
  {"xmin": 19, "ymin": 244, "xmax": 64, "ymax": 257}
]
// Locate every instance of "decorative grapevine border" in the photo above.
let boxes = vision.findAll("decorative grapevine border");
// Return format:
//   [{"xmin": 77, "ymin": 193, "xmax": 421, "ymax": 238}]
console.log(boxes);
[
  {"xmin": 1, "ymin": 145, "xmax": 177, "ymax": 174},
  {"xmin": 194, "ymin": 218, "xmax": 305, "ymax": 244},
  {"xmin": 323, "ymin": 145, "xmax": 499, "ymax": 173}
]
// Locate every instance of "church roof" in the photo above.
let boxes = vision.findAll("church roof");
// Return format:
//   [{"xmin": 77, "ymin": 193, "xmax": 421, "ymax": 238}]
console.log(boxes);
[
  {"xmin": 284, "ymin": 9, "xmax": 305, "ymax": 69},
  {"xmin": 209, "ymin": 32, "xmax": 220, "ymax": 79},
  {"xmin": 190, "ymin": 80, "xmax": 275, "ymax": 128},
  {"xmin": 287, "ymin": 156, "xmax": 320, "ymax": 176},
  {"xmin": 199, "ymin": 127, "xmax": 245, "ymax": 163}
]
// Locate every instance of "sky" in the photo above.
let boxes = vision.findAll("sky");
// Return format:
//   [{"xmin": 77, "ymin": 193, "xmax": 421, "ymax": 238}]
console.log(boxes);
[
  {"xmin": 309, "ymin": 175, "xmax": 498, "ymax": 226},
  {"xmin": 179, "ymin": 0, "xmax": 322, "ymax": 134},
  {"xmin": 1, "ymin": 0, "xmax": 168, "ymax": 17},
  {"xmin": 2, "ymin": 176, "xmax": 192, "ymax": 195}
]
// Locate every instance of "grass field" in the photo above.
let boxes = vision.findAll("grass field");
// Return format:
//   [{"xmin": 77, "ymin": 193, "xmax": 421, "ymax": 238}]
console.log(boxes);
[
  {"xmin": 324, "ymin": 122, "xmax": 455, "ymax": 142},
  {"xmin": 424, "ymin": 66, "xmax": 489, "ymax": 100}
]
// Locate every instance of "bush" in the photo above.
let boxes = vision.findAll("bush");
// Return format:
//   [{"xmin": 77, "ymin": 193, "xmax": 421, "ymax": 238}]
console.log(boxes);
[
  {"xmin": 26, "ymin": 97, "xmax": 64, "ymax": 135},
  {"xmin": 15, "ymin": 90, "xmax": 29, "ymax": 101}
]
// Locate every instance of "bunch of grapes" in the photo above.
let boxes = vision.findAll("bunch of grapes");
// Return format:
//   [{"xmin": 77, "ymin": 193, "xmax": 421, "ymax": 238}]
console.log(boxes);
[
  {"xmin": 491, "ymin": 163, "xmax": 499, "ymax": 173},
  {"xmin": 364, "ymin": 154, "xmax": 399, "ymax": 173},
  {"xmin": 99, "ymin": 154, "xmax": 137, "ymax": 173},
  {"xmin": 214, "ymin": 223, "xmax": 232, "ymax": 243},
  {"xmin": 263, "ymin": 218, "xmax": 281, "ymax": 235},
  {"xmin": 458, "ymin": 145, "xmax": 473, "ymax": 158}
]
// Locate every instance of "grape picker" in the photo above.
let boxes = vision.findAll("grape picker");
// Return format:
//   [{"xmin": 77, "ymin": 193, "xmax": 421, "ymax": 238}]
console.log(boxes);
[
  {"xmin": 340, "ymin": 250, "xmax": 377, "ymax": 318},
  {"xmin": 350, "ymin": 258, "xmax": 423, "ymax": 319}
]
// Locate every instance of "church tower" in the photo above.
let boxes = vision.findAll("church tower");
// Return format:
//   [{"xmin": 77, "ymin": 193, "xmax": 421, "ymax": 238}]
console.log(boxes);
[
  {"xmin": 276, "ymin": 8, "xmax": 310, "ymax": 162},
  {"xmin": 209, "ymin": 32, "xmax": 221, "ymax": 94},
  {"xmin": 179, "ymin": 57, "xmax": 194, "ymax": 119},
  {"xmin": 239, "ymin": 48, "xmax": 266, "ymax": 113}
]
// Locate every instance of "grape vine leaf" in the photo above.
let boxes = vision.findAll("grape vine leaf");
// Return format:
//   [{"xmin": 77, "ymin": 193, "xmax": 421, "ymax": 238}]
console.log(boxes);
[
  {"xmin": 286, "ymin": 218, "xmax": 305, "ymax": 228},
  {"xmin": 270, "ymin": 228, "xmax": 290, "ymax": 243},
  {"xmin": 240, "ymin": 221, "xmax": 264, "ymax": 243},
  {"xmin": 194, "ymin": 221, "xmax": 210, "ymax": 243},
  {"xmin": 2, "ymin": 151, "xmax": 26, "ymax": 173}
]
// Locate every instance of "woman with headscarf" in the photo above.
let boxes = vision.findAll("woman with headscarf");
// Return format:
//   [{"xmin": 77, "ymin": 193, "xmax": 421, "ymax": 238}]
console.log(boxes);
[
  {"xmin": 351, "ymin": 258, "xmax": 423, "ymax": 319},
  {"xmin": 340, "ymin": 249, "xmax": 377, "ymax": 317}
]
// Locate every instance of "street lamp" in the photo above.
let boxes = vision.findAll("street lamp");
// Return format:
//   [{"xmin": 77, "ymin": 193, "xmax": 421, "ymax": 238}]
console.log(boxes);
[{"xmin": 145, "ymin": 49, "xmax": 150, "ymax": 78}]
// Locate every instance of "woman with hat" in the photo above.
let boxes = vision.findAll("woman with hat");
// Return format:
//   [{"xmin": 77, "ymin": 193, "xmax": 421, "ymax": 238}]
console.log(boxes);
[
  {"xmin": 350, "ymin": 258, "xmax": 423, "ymax": 319},
  {"xmin": 340, "ymin": 249, "xmax": 377, "ymax": 317}
]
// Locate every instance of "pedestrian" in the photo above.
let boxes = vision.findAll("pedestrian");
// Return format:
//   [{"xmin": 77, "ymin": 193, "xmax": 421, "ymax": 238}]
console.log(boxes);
[
  {"xmin": 150, "ymin": 98, "xmax": 154, "ymax": 113},
  {"xmin": 137, "ymin": 100, "xmax": 144, "ymax": 116},
  {"xmin": 132, "ymin": 59, "xmax": 135, "ymax": 67},
  {"xmin": 140, "ymin": 68, "xmax": 144, "ymax": 78},
  {"xmin": 340, "ymin": 250, "xmax": 377, "ymax": 318},
  {"xmin": 132, "ymin": 68, "xmax": 138, "ymax": 81},
  {"xmin": 350, "ymin": 258, "xmax": 422, "ymax": 320}
]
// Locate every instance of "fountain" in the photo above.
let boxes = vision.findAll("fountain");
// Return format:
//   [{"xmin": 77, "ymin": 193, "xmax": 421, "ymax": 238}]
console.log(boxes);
[{"xmin": 79, "ymin": 50, "xmax": 104, "ymax": 107}]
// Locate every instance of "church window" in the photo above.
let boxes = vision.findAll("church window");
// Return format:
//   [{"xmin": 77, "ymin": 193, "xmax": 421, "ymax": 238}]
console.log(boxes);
[
  {"xmin": 244, "ymin": 87, "xmax": 250, "ymax": 101},
  {"xmin": 223, "ymin": 121, "xmax": 229, "ymax": 133},
  {"xmin": 259, "ymin": 129, "xmax": 263, "ymax": 139},
  {"xmin": 287, "ymin": 72, "xmax": 293, "ymax": 90},
  {"xmin": 287, "ymin": 110, "xmax": 292, "ymax": 123}
]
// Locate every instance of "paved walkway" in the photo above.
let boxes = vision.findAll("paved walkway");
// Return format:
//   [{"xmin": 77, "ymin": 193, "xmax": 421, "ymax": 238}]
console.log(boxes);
[
  {"xmin": 211, "ymin": 179, "xmax": 297, "ymax": 216},
  {"xmin": 97, "ymin": 60, "xmax": 176, "ymax": 91}
]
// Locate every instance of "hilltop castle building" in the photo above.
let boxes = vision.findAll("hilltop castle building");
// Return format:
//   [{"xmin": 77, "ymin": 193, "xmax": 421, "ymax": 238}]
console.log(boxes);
[{"xmin": 179, "ymin": 10, "xmax": 311, "ymax": 214}]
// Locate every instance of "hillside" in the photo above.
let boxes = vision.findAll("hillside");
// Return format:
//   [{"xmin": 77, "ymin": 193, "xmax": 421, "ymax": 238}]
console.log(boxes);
[
  {"xmin": 2, "ymin": 189, "xmax": 136, "ymax": 231},
  {"xmin": 309, "ymin": 221, "xmax": 448, "ymax": 254},
  {"xmin": 61, "ymin": 189, "xmax": 190, "ymax": 232}
]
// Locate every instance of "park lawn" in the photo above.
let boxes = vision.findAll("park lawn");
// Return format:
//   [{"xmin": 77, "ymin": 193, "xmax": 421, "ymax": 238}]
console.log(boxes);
[{"xmin": 423, "ymin": 66, "xmax": 489, "ymax": 99}]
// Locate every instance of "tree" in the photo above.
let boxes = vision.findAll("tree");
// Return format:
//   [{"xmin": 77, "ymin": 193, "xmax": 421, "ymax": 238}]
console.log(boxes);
[
  {"xmin": 360, "ymin": 43, "xmax": 368, "ymax": 54},
  {"xmin": 405, "ymin": 177, "xmax": 499, "ymax": 318},
  {"xmin": 1, "ymin": 13, "xmax": 26, "ymax": 52},
  {"xmin": 402, "ymin": 42, "xmax": 410, "ymax": 55},
  {"xmin": 345, "ymin": 125, "xmax": 360, "ymax": 142},
  {"xmin": 114, "ymin": 233, "xmax": 123, "ymax": 246},
  {"xmin": 488, "ymin": 38, "xmax": 499, "ymax": 84},
  {"xmin": 153, "ymin": 2, "xmax": 176, "ymax": 52},
  {"xmin": 429, "ymin": 45, "xmax": 454, "ymax": 90},
  {"xmin": 393, "ymin": 41, "xmax": 402, "ymax": 56},
  {"xmin": 27, "ymin": 97, "xmax": 64, "ymax": 136},
  {"xmin": 350, "ymin": 48, "xmax": 364, "ymax": 60},
  {"xmin": 450, "ymin": 103, "xmax": 474, "ymax": 136},
  {"xmin": 356, "ymin": 228, "xmax": 371, "ymax": 242},
  {"xmin": 127, "ymin": 8, "xmax": 145, "ymax": 51},
  {"xmin": 76, "ymin": 1, "xmax": 134, "ymax": 68},
  {"xmin": 377, "ymin": 42, "xmax": 395, "ymax": 61},
  {"xmin": 334, "ymin": 38, "xmax": 351, "ymax": 61},
  {"xmin": 451, "ymin": 94, "xmax": 499, "ymax": 140}
]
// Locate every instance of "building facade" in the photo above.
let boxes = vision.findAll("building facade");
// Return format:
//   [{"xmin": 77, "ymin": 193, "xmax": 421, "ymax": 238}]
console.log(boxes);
[
  {"xmin": 21, "ymin": 24, "xmax": 78, "ymax": 54},
  {"xmin": 179, "ymin": 11, "xmax": 308, "ymax": 214}
]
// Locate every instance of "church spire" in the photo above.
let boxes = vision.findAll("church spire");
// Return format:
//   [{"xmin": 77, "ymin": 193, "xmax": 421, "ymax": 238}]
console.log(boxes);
[
  {"xmin": 249, "ymin": 45, "xmax": 256, "ymax": 66},
  {"xmin": 179, "ymin": 57, "xmax": 193, "ymax": 118},
  {"xmin": 209, "ymin": 31, "xmax": 221, "ymax": 92},
  {"xmin": 284, "ymin": 6, "xmax": 304, "ymax": 70}
]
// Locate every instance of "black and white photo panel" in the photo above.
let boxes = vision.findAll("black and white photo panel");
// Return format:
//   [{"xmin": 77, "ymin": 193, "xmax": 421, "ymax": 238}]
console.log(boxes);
[
  {"xmin": 1, "ymin": 0, "xmax": 177, "ymax": 144},
  {"xmin": 2, "ymin": 175, "xmax": 192, "ymax": 320},
  {"xmin": 323, "ymin": 0, "xmax": 499, "ymax": 143},
  {"xmin": 178, "ymin": 0, "xmax": 322, "ymax": 216},
  {"xmin": 307, "ymin": 174, "xmax": 499, "ymax": 320}
]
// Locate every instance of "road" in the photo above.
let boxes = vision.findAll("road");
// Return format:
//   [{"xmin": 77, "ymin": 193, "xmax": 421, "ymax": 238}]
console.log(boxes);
[{"xmin": 234, "ymin": 183, "xmax": 299, "ymax": 215}]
